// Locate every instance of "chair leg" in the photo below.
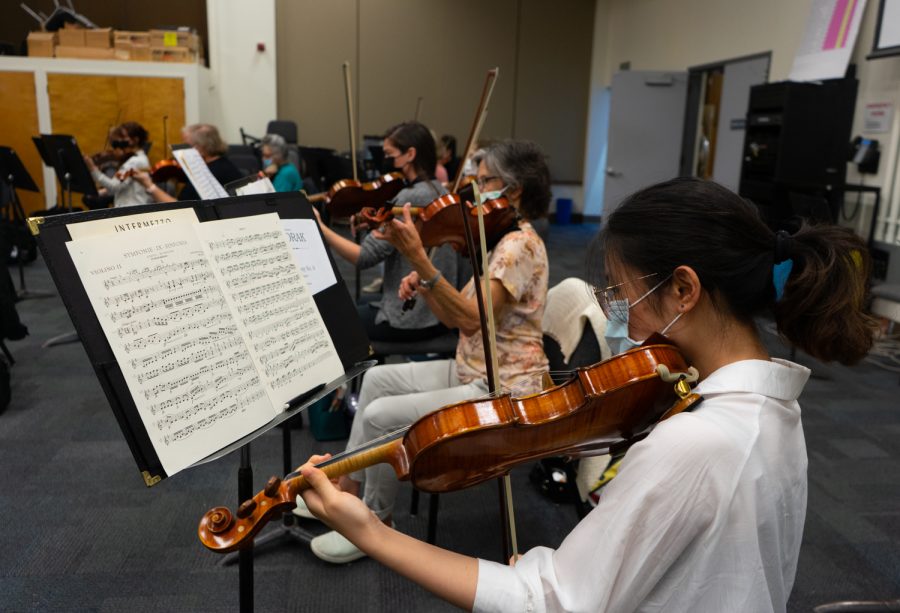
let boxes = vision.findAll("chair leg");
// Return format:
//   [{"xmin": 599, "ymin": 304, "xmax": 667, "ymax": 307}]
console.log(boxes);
[
  {"xmin": 427, "ymin": 493, "xmax": 440, "ymax": 544},
  {"xmin": 410, "ymin": 488, "xmax": 420, "ymax": 516}
]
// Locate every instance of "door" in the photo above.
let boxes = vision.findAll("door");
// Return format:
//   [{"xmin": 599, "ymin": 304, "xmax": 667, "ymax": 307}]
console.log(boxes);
[
  {"xmin": 711, "ymin": 55, "xmax": 770, "ymax": 190},
  {"xmin": 601, "ymin": 71, "xmax": 687, "ymax": 218}
]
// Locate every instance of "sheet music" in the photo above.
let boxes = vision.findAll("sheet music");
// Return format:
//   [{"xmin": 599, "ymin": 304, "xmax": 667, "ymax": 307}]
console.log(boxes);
[
  {"xmin": 279, "ymin": 218, "xmax": 338, "ymax": 295},
  {"xmin": 66, "ymin": 223, "xmax": 274, "ymax": 476},
  {"xmin": 196, "ymin": 214, "xmax": 343, "ymax": 407},
  {"xmin": 235, "ymin": 177, "xmax": 276, "ymax": 196},
  {"xmin": 172, "ymin": 148, "xmax": 229, "ymax": 200}
]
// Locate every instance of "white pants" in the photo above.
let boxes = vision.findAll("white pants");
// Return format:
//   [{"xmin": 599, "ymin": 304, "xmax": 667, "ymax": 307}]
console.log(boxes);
[{"xmin": 347, "ymin": 359, "xmax": 489, "ymax": 520}]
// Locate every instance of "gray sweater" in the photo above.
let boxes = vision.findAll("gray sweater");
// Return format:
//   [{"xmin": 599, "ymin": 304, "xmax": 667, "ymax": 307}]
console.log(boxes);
[{"xmin": 357, "ymin": 179, "xmax": 460, "ymax": 329}]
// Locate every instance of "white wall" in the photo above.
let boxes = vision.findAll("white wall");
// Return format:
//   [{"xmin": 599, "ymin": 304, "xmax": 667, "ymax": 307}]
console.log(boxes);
[{"xmin": 205, "ymin": 0, "xmax": 277, "ymax": 144}]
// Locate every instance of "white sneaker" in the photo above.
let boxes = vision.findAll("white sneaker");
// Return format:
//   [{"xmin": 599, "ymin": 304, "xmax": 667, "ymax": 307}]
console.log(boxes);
[
  {"xmin": 292, "ymin": 494, "xmax": 318, "ymax": 520},
  {"xmin": 310, "ymin": 530, "xmax": 367, "ymax": 564},
  {"xmin": 362, "ymin": 277, "xmax": 383, "ymax": 293}
]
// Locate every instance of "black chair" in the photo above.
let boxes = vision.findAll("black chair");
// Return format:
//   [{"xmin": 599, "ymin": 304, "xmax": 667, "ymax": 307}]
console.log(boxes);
[
  {"xmin": 266, "ymin": 120, "xmax": 298, "ymax": 145},
  {"xmin": 227, "ymin": 144, "xmax": 261, "ymax": 177}
]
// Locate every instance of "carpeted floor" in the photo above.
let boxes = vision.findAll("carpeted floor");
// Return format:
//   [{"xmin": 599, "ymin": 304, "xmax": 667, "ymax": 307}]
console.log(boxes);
[{"xmin": 0, "ymin": 220, "xmax": 898, "ymax": 612}]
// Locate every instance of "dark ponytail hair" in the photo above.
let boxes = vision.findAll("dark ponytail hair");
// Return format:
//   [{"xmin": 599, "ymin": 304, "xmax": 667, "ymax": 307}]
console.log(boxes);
[
  {"xmin": 592, "ymin": 177, "xmax": 876, "ymax": 364},
  {"xmin": 384, "ymin": 121, "xmax": 437, "ymax": 180}
]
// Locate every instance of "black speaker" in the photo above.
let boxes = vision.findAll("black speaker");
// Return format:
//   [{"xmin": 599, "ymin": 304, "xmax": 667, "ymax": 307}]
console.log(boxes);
[{"xmin": 739, "ymin": 78, "xmax": 858, "ymax": 227}]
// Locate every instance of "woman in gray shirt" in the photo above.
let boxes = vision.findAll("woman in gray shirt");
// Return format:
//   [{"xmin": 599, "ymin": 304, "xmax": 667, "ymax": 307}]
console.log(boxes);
[{"xmin": 314, "ymin": 121, "xmax": 459, "ymax": 342}]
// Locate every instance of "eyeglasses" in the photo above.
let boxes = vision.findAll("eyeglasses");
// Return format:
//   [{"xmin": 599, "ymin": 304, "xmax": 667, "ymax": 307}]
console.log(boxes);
[
  {"xmin": 594, "ymin": 273, "xmax": 670, "ymax": 323},
  {"xmin": 475, "ymin": 175, "xmax": 500, "ymax": 189}
]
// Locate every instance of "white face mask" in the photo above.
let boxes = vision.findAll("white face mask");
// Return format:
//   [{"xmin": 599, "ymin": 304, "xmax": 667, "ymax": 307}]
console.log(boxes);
[{"xmin": 479, "ymin": 186, "xmax": 507, "ymax": 205}]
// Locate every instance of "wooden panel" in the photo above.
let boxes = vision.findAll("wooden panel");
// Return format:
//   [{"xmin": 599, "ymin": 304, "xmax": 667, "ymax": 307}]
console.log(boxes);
[
  {"xmin": 358, "ymin": 0, "xmax": 518, "ymax": 151},
  {"xmin": 48, "ymin": 74, "xmax": 185, "ymax": 168},
  {"xmin": 276, "ymin": 0, "xmax": 358, "ymax": 151},
  {"xmin": 0, "ymin": 71, "xmax": 43, "ymax": 215},
  {"xmin": 515, "ymin": 0, "xmax": 594, "ymax": 183}
]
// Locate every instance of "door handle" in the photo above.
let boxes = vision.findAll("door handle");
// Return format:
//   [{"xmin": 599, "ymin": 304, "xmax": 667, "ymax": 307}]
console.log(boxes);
[{"xmin": 606, "ymin": 167, "xmax": 623, "ymax": 177}]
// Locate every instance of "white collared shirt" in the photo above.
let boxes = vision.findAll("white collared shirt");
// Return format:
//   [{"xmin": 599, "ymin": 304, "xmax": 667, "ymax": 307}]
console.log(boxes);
[{"xmin": 474, "ymin": 358, "xmax": 811, "ymax": 613}]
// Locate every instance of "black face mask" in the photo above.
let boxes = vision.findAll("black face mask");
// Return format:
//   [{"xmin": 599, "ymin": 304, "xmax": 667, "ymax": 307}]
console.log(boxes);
[{"xmin": 381, "ymin": 155, "xmax": 402, "ymax": 175}]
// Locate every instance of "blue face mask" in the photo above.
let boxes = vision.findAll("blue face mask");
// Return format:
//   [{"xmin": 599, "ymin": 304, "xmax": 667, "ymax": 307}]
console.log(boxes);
[
  {"xmin": 602, "ymin": 276, "xmax": 683, "ymax": 356},
  {"xmin": 262, "ymin": 158, "xmax": 273, "ymax": 168}
]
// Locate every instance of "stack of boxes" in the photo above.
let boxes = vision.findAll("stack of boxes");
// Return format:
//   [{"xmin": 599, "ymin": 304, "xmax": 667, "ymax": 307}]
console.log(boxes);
[
  {"xmin": 26, "ymin": 25, "xmax": 201, "ymax": 64},
  {"xmin": 55, "ymin": 24, "xmax": 115, "ymax": 59}
]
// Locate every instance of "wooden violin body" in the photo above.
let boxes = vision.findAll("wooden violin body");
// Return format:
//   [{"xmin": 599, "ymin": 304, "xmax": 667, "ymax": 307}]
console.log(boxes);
[
  {"xmin": 198, "ymin": 341, "xmax": 701, "ymax": 552},
  {"xmin": 150, "ymin": 159, "xmax": 185, "ymax": 183},
  {"xmin": 357, "ymin": 189, "xmax": 518, "ymax": 257},
  {"xmin": 324, "ymin": 172, "xmax": 406, "ymax": 217}
]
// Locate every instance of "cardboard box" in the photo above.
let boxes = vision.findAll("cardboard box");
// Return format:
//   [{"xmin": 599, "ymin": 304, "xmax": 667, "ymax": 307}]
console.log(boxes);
[
  {"xmin": 55, "ymin": 45, "xmax": 116, "ymax": 60},
  {"xmin": 114, "ymin": 31, "xmax": 150, "ymax": 46},
  {"xmin": 57, "ymin": 25, "xmax": 85, "ymax": 47},
  {"xmin": 150, "ymin": 46, "xmax": 196, "ymax": 63},
  {"xmin": 150, "ymin": 29, "xmax": 199, "ymax": 51},
  {"xmin": 114, "ymin": 42, "xmax": 151, "ymax": 61},
  {"xmin": 85, "ymin": 28, "xmax": 112, "ymax": 49},
  {"xmin": 27, "ymin": 31, "xmax": 56, "ymax": 57}
]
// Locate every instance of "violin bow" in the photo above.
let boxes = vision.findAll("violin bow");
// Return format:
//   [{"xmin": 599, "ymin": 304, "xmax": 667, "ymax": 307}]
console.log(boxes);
[
  {"xmin": 452, "ymin": 68, "xmax": 519, "ymax": 562},
  {"xmin": 342, "ymin": 61, "xmax": 359, "ymax": 182},
  {"xmin": 452, "ymin": 68, "xmax": 498, "ymax": 192}
]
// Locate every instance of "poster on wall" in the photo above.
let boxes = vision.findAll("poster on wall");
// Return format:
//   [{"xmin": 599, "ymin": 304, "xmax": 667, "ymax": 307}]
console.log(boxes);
[
  {"xmin": 789, "ymin": 0, "xmax": 868, "ymax": 81},
  {"xmin": 869, "ymin": 0, "xmax": 900, "ymax": 58}
]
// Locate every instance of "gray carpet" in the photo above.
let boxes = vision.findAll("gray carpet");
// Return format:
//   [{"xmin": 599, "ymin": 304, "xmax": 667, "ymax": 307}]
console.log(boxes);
[{"xmin": 0, "ymin": 221, "xmax": 898, "ymax": 612}]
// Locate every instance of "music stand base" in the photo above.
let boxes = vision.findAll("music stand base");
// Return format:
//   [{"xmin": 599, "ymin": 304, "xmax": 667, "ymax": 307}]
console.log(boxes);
[
  {"xmin": 42, "ymin": 330, "xmax": 80, "ymax": 348},
  {"xmin": 220, "ymin": 517, "xmax": 316, "ymax": 566}
]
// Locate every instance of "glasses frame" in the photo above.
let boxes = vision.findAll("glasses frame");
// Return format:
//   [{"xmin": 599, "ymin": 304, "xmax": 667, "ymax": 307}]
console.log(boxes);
[
  {"xmin": 475, "ymin": 175, "xmax": 501, "ymax": 189},
  {"xmin": 595, "ymin": 272, "xmax": 672, "ymax": 323}
]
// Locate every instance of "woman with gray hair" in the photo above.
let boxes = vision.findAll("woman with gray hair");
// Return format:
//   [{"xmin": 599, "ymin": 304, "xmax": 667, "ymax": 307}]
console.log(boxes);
[
  {"xmin": 261, "ymin": 133, "xmax": 302, "ymax": 192},
  {"xmin": 133, "ymin": 123, "xmax": 242, "ymax": 202},
  {"xmin": 297, "ymin": 139, "xmax": 551, "ymax": 565}
]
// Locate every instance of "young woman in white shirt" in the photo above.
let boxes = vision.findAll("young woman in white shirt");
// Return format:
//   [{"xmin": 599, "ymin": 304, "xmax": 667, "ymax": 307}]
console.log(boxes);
[{"xmin": 296, "ymin": 177, "xmax": 876, "ymax": 612}]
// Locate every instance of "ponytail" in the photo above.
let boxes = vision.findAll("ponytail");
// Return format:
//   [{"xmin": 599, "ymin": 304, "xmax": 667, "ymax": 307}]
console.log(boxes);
[{"xmin": 774, "ymin": 222, "xmax": 877, "ymax": 364}]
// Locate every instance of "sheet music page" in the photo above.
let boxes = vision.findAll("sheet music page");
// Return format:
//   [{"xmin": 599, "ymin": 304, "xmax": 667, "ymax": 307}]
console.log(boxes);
[
  {"xmin": 66, "ymin": 223, "xmax": 275, "ymax": 476},
  {"xmin": 235, "ymin": 177, "xmax": 276, "ymax": 196},
  {"xmin": 66, "ymin": 208, "xmax": 199, "ymax": 241},
  {"xmin": 172, "ymin": 148, "xmax": 229, "ymax": 200},
  {"xmin": 195, "ymin": 213, "xmax": 343, "ymax": 407},
  {"xmin": 279, "ymin": 218, "xmax": 338, "ymax": 295}
]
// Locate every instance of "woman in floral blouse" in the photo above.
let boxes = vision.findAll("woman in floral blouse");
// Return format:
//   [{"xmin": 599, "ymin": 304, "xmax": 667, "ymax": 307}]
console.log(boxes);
[{"xmin": 298, "ymin": 140, "xmax": 552, "ymax": 564}]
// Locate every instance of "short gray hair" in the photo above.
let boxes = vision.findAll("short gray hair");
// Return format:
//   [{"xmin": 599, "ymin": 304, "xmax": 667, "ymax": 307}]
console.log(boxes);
[
  {"xmin": 473, "ymin": 140, "xmax": 551, "ymax": 220},
  {"xmin": 261, "ymin": 133, "xmax": 288, "ymax": 162}
]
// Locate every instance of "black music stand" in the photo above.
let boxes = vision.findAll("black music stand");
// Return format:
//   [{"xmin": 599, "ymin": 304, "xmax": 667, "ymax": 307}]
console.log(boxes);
[
  {"xmin": 40, "ymin": 134, "xmax": 97, "ymax": 213},
  {"xmin": 32, "ymin": 136, "xmax": 63, "ymax": 210},
  {"xmin": 0, "ymin": 146, "xmax": 54, "ymax": 300},
  {"xmin": 31, "ymin": 193, "xmax": 373, "ymax": 613}
]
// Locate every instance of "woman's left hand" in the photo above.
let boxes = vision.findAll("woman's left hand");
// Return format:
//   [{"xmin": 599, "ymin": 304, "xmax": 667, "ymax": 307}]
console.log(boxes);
[
  {"xmin": 263, "ymin": 163, "xmax": 278, "ymax": 177},
  {"xmin": 373, "ymin": 203, "xmax": 424, "ymax": 260}
]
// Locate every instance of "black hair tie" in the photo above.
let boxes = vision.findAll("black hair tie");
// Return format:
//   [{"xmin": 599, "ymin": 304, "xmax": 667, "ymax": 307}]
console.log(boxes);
[{"xmin": 774, "ymin": 230, "xmax": 793, "ymax": 264}]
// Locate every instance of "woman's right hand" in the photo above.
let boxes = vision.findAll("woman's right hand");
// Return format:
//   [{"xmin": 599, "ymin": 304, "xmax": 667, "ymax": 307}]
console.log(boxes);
[{"xmin": 398, "ymin": 270, "xmax": 420, "ymax": 301}]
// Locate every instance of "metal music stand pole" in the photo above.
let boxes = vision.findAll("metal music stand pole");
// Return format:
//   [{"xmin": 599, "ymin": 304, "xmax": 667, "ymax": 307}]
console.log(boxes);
[
  {"xmin": 6, "ymin": 180, "xmax": 53, "ymax": 299},
  {"xmin": 238, "ymin": 445, "xmax": 253, "ymax": 613}
]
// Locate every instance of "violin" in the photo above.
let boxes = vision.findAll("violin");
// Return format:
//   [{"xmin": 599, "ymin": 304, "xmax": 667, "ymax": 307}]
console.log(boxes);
[
  {"xmin": 357, "ymin": 188, "xmax": 518, "ymax": 257},
  {"xmin": 198, "ymin": 340, "xmax": 702, "ymax": 553},
  {"xmin": 323, "ymin": 172, "xmax": 407, "ymax": 217}
]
